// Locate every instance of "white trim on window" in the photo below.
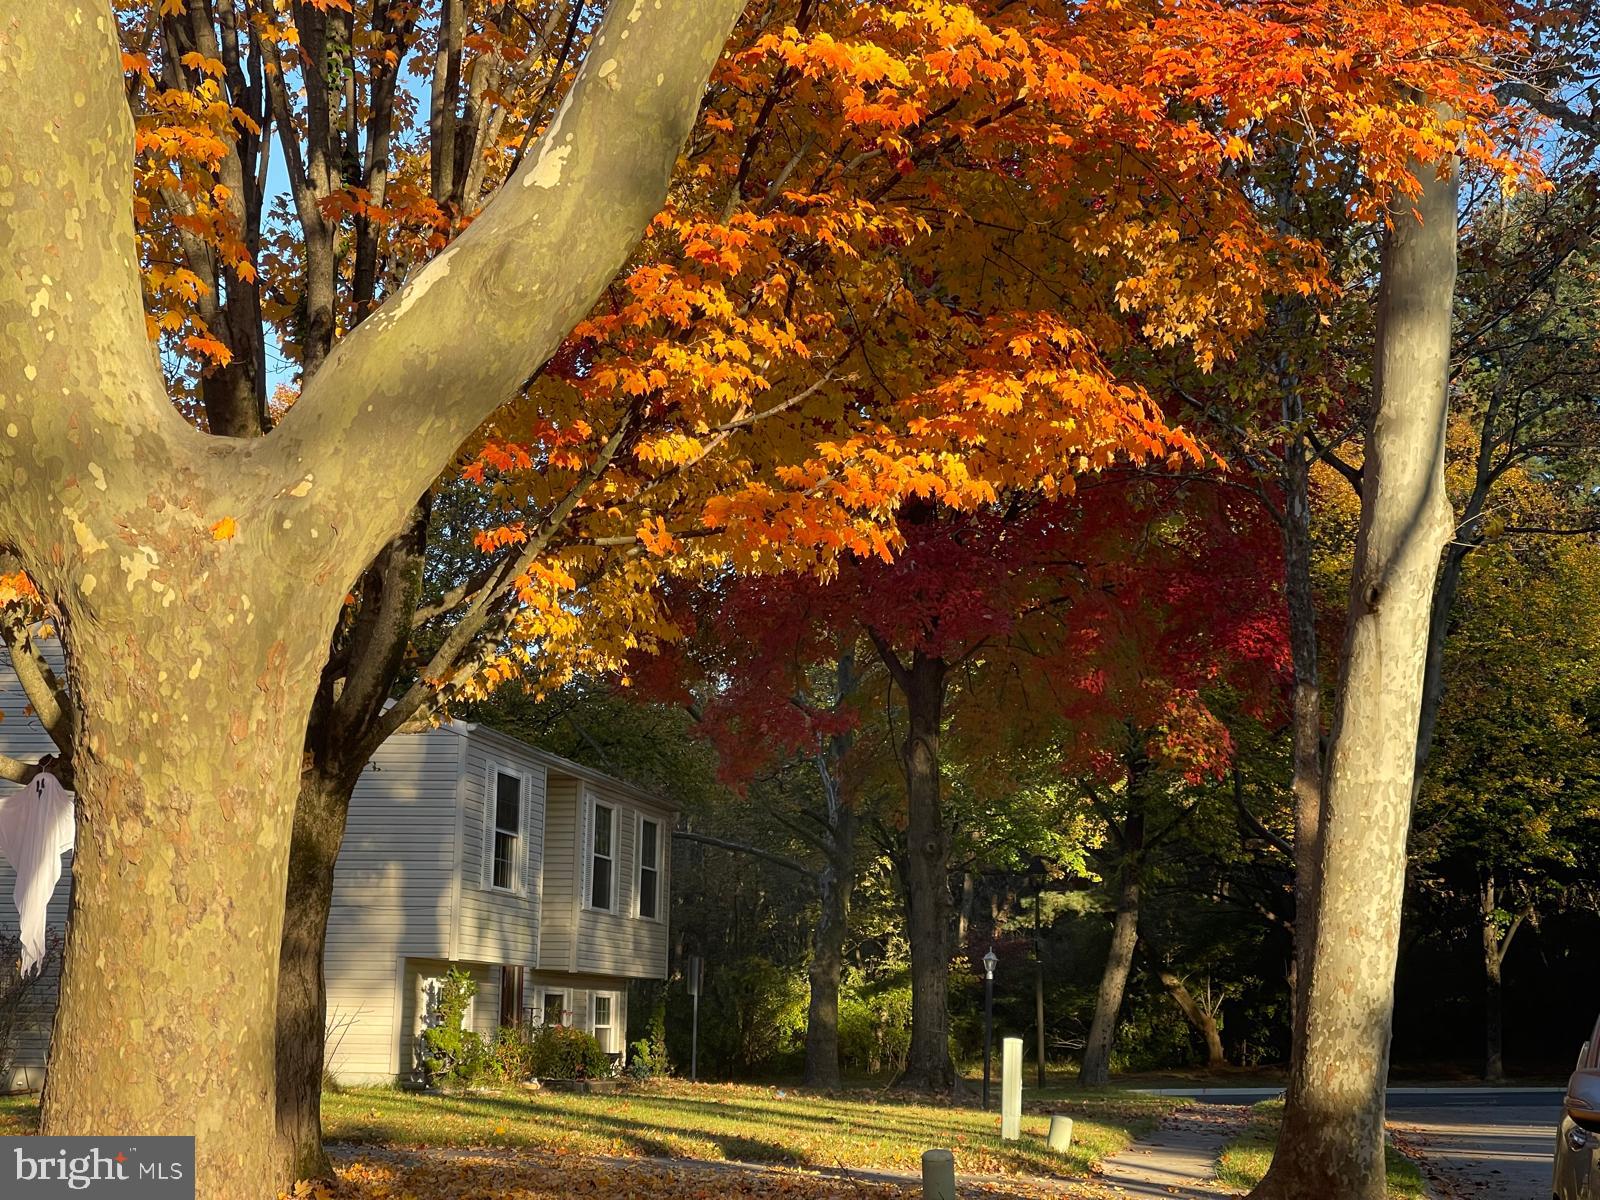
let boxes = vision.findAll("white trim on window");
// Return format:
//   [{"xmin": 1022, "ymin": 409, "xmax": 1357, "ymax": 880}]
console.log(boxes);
[
  {"xmin": 584, "ymin": 796, "xmax": 617, "ymax": 912},
  {"xmin": 592, "ymin": 992, "xmax": 616, "ymax": 1054},
  {"xmin": 635, "ymin": 812, "xmax": 662, "ymax": 922},
  {"xmin": 484, "ymin": 763, "xmax": 525, "ymax": 895}
]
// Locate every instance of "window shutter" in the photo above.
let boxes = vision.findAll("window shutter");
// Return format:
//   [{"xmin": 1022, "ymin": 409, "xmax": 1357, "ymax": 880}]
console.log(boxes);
[
  {"xmin": 480, "ymin": 762, "xmax": 495, "ymax": 890},
  {"xmin": 631, "ymin": 810, "xmax": 642, "ymax": 917},
  {"xmin": 579, "ymin": 792, "xmax": 593, "ymax": 911},
  {"xmin": 521, "ymin": 771, "xmax": 534, "ymax": 897}
]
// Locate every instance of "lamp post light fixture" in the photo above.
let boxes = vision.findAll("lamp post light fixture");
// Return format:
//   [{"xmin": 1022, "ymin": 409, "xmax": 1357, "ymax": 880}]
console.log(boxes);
[{"xmin": 982, "ymin": 945, "xmax": 998, "ymax": 1112}]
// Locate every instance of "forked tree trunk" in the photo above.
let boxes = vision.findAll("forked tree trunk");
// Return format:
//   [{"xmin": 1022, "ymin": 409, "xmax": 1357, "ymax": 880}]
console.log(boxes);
[
  {"xmin": 1079, "ymin": 809, "xmax": 1144, "ymax": 1087},
  {"xmin": 1248, "ymin": 132, "xmax": 1460, "ymax": 1200},
  {"xmin": 894, "ymin": 651, "xmax": 957, "ymax": 1093}
]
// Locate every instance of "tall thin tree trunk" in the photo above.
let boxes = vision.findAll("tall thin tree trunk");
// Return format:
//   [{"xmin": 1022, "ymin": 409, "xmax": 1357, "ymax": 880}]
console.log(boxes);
[
  {"xmin": 1482, "ymin": 874, "xmax": 1504, "ymax": 1085},
  {"xmin": 1249, "ymin": 128, "xmax": 1460, "ymax": 1200},
  {"xmin": 894, "ymin": 651, "xmax": 957, "ymax": 1092},
  {"xmin": 1079, "ymin": 809, "xmax": 1144, "ymax": 1087},
  {"xmin": 1282, "ymin": 423, "xmax": 1324, "ymax": 1057},
  {"xmin": 274, "ymin": 770, "xmax": 358, "ymax": 1184},
  {"xmin": 804, "ymin": 810, "xmax": 855, "ymax": 1090},
  {"xmin": 1414, "ymin": 540, "xmax": 1471, "ymax": 782},
  {"xmin": 272, "ymin": 504, "xmax": 430, "ymax": 1191}
]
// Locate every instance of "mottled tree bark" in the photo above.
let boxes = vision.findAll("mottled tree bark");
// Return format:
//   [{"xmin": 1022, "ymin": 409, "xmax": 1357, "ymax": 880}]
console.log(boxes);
[
  {"xmin": 1079, "ymin": 807, "xmax": 1144, "ymax": 1087},
  {"xmin": 1249, "ymin": 132, "xmax": 1459, "ymax": 1200},
  {"xmin": 0, "ymin": 2, "xmax": 747, "ymax": 1195}
]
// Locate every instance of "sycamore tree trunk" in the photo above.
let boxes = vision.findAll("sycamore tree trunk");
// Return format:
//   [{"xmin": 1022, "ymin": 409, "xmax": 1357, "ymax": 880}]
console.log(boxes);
[
  {"xmin": 892, "ymin": 649, "xmax": 958, "ymax": 1092},
  {"xmin": 1079, "ymin": 807, "xmax": 1145, "ymax": 1087},
  {"xmin": 1249, "ymin": 133, "xmax": 1460, "ymax": 1200},
  {"xmin": 1, "ymin": 4, "xmax": 746, "ymax": 1196},
  {"xmin": 39, "ymin": 605, "xmax": 335, "ymax": 1188}
]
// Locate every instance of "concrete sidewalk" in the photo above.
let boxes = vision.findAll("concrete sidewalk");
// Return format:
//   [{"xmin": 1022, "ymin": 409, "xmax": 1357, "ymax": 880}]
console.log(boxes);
[{"xmin": 1087, "ymin": 1104, "xmax": 1244, "ymax": 1198}]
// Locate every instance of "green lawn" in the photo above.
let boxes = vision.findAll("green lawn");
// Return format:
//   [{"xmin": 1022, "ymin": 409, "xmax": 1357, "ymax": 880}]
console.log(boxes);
[
  {"xmin": 0, "ymin": 1079, "xmax": 1172, "ymax": 1179},
  {"xmin": 1216, "ymin": 1101, "xmax": 1428, "ymax": 1199},
  {"xmin": 324, "ymin": 1080, "xmax": 1175, "ymax": 1177}
]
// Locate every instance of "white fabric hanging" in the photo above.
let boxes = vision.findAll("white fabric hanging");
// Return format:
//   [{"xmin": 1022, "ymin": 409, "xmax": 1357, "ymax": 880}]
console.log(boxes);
[{"xmin": 0, "ymin": 772, "xmax": 74, "ymax": 975}]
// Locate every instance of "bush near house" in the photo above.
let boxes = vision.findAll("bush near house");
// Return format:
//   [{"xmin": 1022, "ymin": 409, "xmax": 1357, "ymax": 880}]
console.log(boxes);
[
  {"xmin": 523, "ymin": 1024, "xmax": 613, "ymax": 1081},
  {"xmin": 422, "ymin": 967, "xmax": 614, "ymax": 1086}
]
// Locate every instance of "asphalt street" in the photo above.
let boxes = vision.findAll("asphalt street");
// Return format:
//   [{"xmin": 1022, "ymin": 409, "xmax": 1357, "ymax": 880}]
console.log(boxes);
[
  {"xmin": 1135, "ymin": 1087, "xmax": 1563, "ymax": 1199},
  {"xmin": 1388, "ymin": 1098, "xmax": 1561, "ymax": 1199}
]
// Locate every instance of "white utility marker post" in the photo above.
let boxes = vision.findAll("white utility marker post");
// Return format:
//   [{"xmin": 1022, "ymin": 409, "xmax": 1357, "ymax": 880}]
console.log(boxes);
[
  {"xmin": 921, "ymin": 1148, "xmax": 957, "ymax": 1200},
  {"xmin": 1047, "ymin": 1115, "xmax": 1074, "ymax": 1152},
  {"xmin": 1001, "ymin": 1036, "xmax": 1023, "ymax": 1140}
]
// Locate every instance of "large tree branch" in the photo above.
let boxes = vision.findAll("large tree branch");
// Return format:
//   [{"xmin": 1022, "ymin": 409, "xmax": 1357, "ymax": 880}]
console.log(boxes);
[
  {"xmin": 0, "ymin": 2, "xmax": 208, "ymax": 580},
  {"xmin": 673, "ymin": 830, "xmax": 815, "ymax": 880},
  {"xmin": 0, "ymin": 617, "xmax": 72, "ymax": 756},
  {"xmin": 354, "ymin": 408, "xmax": 641, "ymax": 762},
  {"xmin": 257, "ymin": 0, "xmax": 749, "ymax": 579},
  {"xmin": 0, "ymin": 754, "xmax": 43, "ymax": 788}
]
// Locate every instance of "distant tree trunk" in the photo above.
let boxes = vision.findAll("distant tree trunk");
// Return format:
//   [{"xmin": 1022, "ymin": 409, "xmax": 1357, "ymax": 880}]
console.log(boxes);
[
  {"xmin": 1282, "ymin": 419, "xmax": 1324, "ymax": 1055},
  {"xmin": 1144, "ymin": 945, "xmax": 1226, "ymax": 1070},
  {"xmin": 804, "ymin": 802, "xmax": 856, "ymax": 1089},
  {"xmin": 1479, "ymin": 873, "xmax": 1527, "ymax": 1085},
  {"xmin": 888, "ymin": 648, "xmax": 958, "ymax": 1093},
  {"xmin": 272, "ymin": 503, "xmax": 430, "ymax": 1192},
  {"xmin": 1482, "ymin": 874, "xmax": 1504, "ymax": 1085},
  {"xmin": 1080, "ymin": 800, "xmax": 1146, "ymax": 1087},
  {"xmin": 1249, "ymin": 126, "xmax": 1460, "ymax": 1200},
  {"xmin": 274, "ymin": 770, "xmax": 357, "ymax": 1185}
]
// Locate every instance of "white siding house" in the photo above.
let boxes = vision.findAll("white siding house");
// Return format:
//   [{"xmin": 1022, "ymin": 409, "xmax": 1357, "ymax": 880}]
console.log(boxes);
[{"xmin": 0, "ymin": 653, "xmax": 674, "ymax": 1090}]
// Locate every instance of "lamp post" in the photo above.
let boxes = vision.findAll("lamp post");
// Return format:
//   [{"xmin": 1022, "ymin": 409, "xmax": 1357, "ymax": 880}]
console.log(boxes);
[
  {"xmin": 982, "ymin": 945, "xmax": 998, "ymax": 1111},
  {"xmin": 1031, "ymin": 856, "xmax": 1046, "ymax": 1089}
]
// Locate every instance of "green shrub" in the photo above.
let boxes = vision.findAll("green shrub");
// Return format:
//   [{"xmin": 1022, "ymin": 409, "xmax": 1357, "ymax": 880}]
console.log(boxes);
[
  {"xmin": 628, "ymin": 1005, "xmax": 670, "ymax": 1079},
  {"xmin": 527, "ymin": 1023, "xmax": 614, "ymax": 1080},
  {"xmin": 420, "ymin": 968, "xmax": 495, "ymax": 1087},
  {"xmin": 838, "ymin": 972, "xmax": 913, "ymax": 1075},
  {"xmin": 491, "ymin": 1025, "xmax": 539, "ymax": 1081}
]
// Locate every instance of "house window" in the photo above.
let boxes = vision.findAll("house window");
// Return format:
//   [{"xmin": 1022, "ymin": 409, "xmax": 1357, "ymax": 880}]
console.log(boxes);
[
  {"xmin": 637, "ymin": 816, "xmax": 660, "ymax": 921},
  {"xmin": 593, "ymin": 994, "xmax": 614, "ymax": 1053},
  {"xmin": 499, "ymin": 965, "xmax": 524, "ymax": 1028},
  {"xmin": 589, "ymin": 802, "xmax": 614, "ymax": 910},
  {"xmin": 489, "ymin": 769, "xmax": 521, "ymax": 892},
  {"xmin": 542, "ymin": 991, "xmax": 567, "ymax": 1026}
]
